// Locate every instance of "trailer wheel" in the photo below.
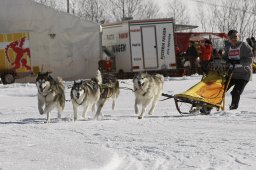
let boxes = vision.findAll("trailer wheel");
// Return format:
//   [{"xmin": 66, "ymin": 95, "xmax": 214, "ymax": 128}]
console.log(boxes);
[
  {"xmin": 117, "ymin": 70, "xmax": 125, "ymax": 79},
  {"xmin": 1, "ymin": 73, "xmax": 15, "ymax": 84}
]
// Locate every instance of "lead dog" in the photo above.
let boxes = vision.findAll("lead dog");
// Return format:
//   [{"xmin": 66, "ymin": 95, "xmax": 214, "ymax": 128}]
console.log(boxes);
[
  {"xmin": 94, "ymin": 73, "xmax": 120, "ymax": 120},
  {"xmin": 133, "ymin": 72, "xmax": 164, "ymax": 119},
  {"xmin": 36, "ymin": 72, "xmax": 65, "ymax": 123},
  {"xmin": 70, "ymin": 71, "xmax": 102, "ymax": 121}
]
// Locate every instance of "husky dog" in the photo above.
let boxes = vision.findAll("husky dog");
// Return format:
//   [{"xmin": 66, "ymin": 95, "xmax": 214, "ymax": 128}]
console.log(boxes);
[
  {"xmin": 70, "ymin": 71, "xmax": 102, "ymax": 121},
  {"xmin": 94, "ymin": 73, "xmax": 120, "ymax": 120},
  {"xmin": 36, "ymin": 72, "xmax": 65, "ymax": 123},
  {"xmin": 133, "ymin": 72, "xmax": 164, "ymax": 119}
]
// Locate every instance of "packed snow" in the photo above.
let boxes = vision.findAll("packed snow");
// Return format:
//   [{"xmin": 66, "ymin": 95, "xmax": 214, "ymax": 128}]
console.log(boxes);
[{"xmin": 0, "ymin": 74, "xmax": 256, "ymax": 170}]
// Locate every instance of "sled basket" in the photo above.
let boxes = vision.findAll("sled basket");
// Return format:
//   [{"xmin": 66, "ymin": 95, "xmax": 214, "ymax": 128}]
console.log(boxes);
[{"xmin": 174, "ymin": 68, "xmax": 232, "ymax": 115}]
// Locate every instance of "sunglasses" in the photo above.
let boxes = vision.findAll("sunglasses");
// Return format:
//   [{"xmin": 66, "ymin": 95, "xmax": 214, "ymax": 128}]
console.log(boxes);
[{"xmin": 229, "ymin": 35, "xmax": 238, "ymax": 40}]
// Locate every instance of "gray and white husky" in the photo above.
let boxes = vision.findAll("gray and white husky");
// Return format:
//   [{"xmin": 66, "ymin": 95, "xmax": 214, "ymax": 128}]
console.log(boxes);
[
  {"xmin": 36, "ymin": 72, "xmax": 65, "ymax": 123},
  {"xmin": 133, "ymin": 72, "xmax": 164, "ymax": 119},
  {"xmin": 70, "ymin": 71, "xmax": 102, "ymax": 121},
  {"xmin": 94, "ymin": 73, "xmax": 120, "ymax": 120}
]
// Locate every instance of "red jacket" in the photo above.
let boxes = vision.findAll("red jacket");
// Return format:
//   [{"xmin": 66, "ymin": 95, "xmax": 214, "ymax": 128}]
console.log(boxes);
[{"xmin": 200, "ymin": 45, "xmax": 213, "ymax": 61}]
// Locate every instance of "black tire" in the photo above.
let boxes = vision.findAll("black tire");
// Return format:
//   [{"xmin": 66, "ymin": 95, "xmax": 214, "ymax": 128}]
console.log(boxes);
[
  {"xmin": 117, "ymin": 70, "xmax": 125, "ymax": 79},
  {"xmin": 1, "ymin": 73, "xmax": 15, "ymax": 85}
]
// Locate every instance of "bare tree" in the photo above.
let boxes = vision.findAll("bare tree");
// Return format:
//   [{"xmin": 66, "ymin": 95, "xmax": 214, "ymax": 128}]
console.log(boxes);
[
  {"xmin": 136, "ymin": 0, "xmax": 160, "ymax": 19},
  {"xmin": 165, "ymin": 0, "xmax": 190, "ymax": 25},
  {"xmin": 76, "ymin": 0, "xmax": 107, "ymax": 23},
  {"xmin": 196, "ymin": 4, "xmax": 207, "ymax": 32},
  {"xmin": 194, "ymin": 0, "xmax": 256, "ymax": 40},
  {"xmin": 107, "ymin": 0, "xmax": 141, "ymax": 20},
  {"xmin": 247, "ymin": 1, "xmax": 256, "ymax": 37}
]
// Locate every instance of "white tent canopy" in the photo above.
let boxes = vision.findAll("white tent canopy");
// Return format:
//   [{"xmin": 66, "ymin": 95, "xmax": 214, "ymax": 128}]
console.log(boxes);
[{"xmin": 0, "ymin": 0, "xmax": 101, "ymax": 81}]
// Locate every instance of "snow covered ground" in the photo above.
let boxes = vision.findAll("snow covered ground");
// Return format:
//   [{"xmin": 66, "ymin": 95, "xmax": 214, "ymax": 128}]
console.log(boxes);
[{"xmin": 0, "ymin": 74, "xmax": 256, "ymax": 170}]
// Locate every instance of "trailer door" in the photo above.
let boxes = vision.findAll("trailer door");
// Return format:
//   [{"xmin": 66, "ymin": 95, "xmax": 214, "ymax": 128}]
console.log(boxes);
[{"xmin": 141, "ymin": 26, "xmax": 158, "ymax": 69}]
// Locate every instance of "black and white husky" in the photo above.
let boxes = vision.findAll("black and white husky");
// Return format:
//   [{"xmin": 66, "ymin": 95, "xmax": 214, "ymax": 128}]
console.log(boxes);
[
  {"xmin": 94, "ymin": 73, "xmax": 120, "ymax": 120},
  {"xmin": 36, "ymin": 72, "xmax": 65, "ymax": 123},
  {"xmin": 70, "ymin": 71, "xmax": 102, "ymax": 121},
  {"xmin": 133, "ymin": 72, "xmax": 164, "ymax": 119}
]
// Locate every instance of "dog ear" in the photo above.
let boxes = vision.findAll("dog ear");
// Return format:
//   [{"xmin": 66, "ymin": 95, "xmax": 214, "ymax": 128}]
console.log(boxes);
[
  {"xmin": 45, "ymin": 71, "xmax": 52, "ymax": 76},
  {"xmin": 79, "ymin": 80, "xmax": 84, "ymax": 85}
]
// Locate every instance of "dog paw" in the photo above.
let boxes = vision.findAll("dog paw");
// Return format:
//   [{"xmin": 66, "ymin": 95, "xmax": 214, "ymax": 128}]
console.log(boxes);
[
  {"xmin": 83, "ymin": 117, "xmax": 89, "ymax": 121},
  {"xmin": 94, "ymin": 116, "xmax": 103, "ymax": 120},
  {"xmin": 138, "ymin": 116, "xmax": 142, "ymax": 119}
]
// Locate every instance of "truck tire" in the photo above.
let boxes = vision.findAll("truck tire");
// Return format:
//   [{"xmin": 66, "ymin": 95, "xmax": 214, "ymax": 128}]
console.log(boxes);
[
  {"xmin": 117, "ymin": 70, "xmax": 125, "ymax": 79},
  {"xmin": 1, "ymin": 73, "xmax": 15, "ymax": 84}
]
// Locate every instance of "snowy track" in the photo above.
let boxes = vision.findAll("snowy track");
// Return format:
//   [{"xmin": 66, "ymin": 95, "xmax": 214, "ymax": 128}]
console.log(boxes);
[{"xmin": 0, "ymin": 76, "xmax": 256, "ymax": 170}]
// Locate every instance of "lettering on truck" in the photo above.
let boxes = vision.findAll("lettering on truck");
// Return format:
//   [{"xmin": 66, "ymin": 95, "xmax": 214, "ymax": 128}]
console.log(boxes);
[
  {"xmin": 119, "ymin": 33, "xmax": 128, "ymax": 39},
  {"xmin": 133, "ymin": 58, "xmax": 141, "ymax": 61},
  {"xmin": 112, "ymin": 44, "xmax": 126, "ymax": 53},
  {"xmin": 167, "ymin": 33, "xmax": 171, "ymax": 55},
  {"xmin": 106, "ymin": 34, "xmax": 114, "ymax": 40},
  {"xmin": 130, "ymin": 29, "xmax": 140, "ymax": 32},
  {"xmin": 161, "ymin": 28, "xmax": 166, "ymax": 59},
  {"xmin": 132, "ymin": 43, "xmax": 141, "ymax": 47}
]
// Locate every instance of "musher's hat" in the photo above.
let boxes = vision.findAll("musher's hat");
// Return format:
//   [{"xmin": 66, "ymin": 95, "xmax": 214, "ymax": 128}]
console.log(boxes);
[{"xmin": 228, "ymin": 30, "xmax": 238, "ymax": 38}]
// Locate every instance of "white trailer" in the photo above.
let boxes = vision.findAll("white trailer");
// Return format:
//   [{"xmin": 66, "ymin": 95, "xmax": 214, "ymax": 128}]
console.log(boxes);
[
  {"xmin": 102, "ymin": 18, "xmax": 176, "ymax": 77},
  {"xmin": 0, "ymin": 0, "xmax": 100, "ymax": 83}
]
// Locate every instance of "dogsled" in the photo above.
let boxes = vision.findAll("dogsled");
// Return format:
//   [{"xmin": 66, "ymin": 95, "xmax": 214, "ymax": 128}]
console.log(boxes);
[{"xmin": 163, "ymin": 63, "xmax": 233, "ymax": 115}]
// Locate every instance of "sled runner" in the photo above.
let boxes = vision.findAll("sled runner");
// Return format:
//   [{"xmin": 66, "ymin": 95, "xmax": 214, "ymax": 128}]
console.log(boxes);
[{"xmin": 164, "ymin": 63, "xmax": 233, "ymax": 115}]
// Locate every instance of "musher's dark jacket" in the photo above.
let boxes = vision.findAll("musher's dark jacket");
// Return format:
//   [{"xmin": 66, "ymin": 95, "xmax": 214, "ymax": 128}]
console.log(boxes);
[{"xmin": 223, "ymin": 41, "xmax": 253, "ymax": 81}]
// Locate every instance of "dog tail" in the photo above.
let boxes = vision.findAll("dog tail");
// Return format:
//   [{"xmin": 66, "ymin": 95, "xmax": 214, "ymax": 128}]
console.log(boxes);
[
  {"xmin": 95, "ymin": 70, "xmax": 102, "ymax": 85},
  {"xmin": 115, "ymin": 80, "xmax": 120, "ymax": 97},
  {"xmin": 56, "ymin": 77, "xmax": 65, "ymax": 91},
  {"xmin": 56, "ymin": 77, "xmax": 65, "ymax": 109},
  {"xmin": 155, "ymin": 74, "xmax": 164, "ymax": 83}
]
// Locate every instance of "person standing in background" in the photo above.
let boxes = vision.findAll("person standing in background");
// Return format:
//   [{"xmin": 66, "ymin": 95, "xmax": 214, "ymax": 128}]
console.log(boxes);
[
  {"xmin": 187, "ymin": 41, "xmax": 198, "ymax": 74},
  {"xmin": 250, "ymin": 37, "xmax": 256, "ymax": 58},
  {"xmin": 200, "ymin": 39, "xmax": 213, "ymax": 74}
]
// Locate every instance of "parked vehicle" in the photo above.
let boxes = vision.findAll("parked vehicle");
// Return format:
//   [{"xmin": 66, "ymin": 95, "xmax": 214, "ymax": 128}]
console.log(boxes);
[
  {"xmin": 0, "ymin": 32, "xmax": 33, "ymax": 84},
  {"xmin": 0, "ymin": 0, "xmax": 101, "ymax": 84},
  {"xmin": 102, "ymin": 18, "xmax": 176, "ymax": 78}
]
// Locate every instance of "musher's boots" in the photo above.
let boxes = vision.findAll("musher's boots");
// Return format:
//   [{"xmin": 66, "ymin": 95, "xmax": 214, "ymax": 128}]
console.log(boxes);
[
  {"xmin": 230, "ymin": 92, "xmax": 240, "ymax": 110},
  {"xmin": 200, "ymin": 106, "xmax": 212, "ymax": 115},
  {"xmin": 229, "ymin": 104, "xmax": 238, "ymax": 110}
]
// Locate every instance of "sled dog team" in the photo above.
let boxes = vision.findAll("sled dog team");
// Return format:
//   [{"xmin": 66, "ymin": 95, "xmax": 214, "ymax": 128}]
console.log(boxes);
[{"xmin": 36, "ymin": 71, "xmax": 164, "ymax": 122}]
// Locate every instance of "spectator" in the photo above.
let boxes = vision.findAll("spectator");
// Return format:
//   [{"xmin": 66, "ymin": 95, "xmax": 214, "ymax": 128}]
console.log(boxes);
[
  {"xmin": 246, "ymin": 38, "xmax": 253, "ymax": 48},
  {"xmin": 250, "ymin": 37, "xmax": 256, "ymax": 59},
  {"xmin": 217, "ymin": 49, "xmax": 223, "ymax": 58},
  {"xmin": 200, "ymin": 39, "xmax": 213, "ymax": 74},
  {"xmin": 187, "ymin": 41, "xmax": 198, "ymax": 74},
  {"xmin": 175, "ymin": 45, "xmax": 181, "ymax": 56}
]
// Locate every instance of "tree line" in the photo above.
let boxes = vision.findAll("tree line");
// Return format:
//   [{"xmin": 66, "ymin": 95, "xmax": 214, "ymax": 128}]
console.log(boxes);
[
  {"xmin": 34, "ymin": 0, "xmax": 190, "ymax": 24},
  {"xmin": 34, "ymin": 0, "xmax": 256, "ymax": 39},
  {"xmin": 195, "ymin": 0, "xmax": 256, "ymax": 40}
]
